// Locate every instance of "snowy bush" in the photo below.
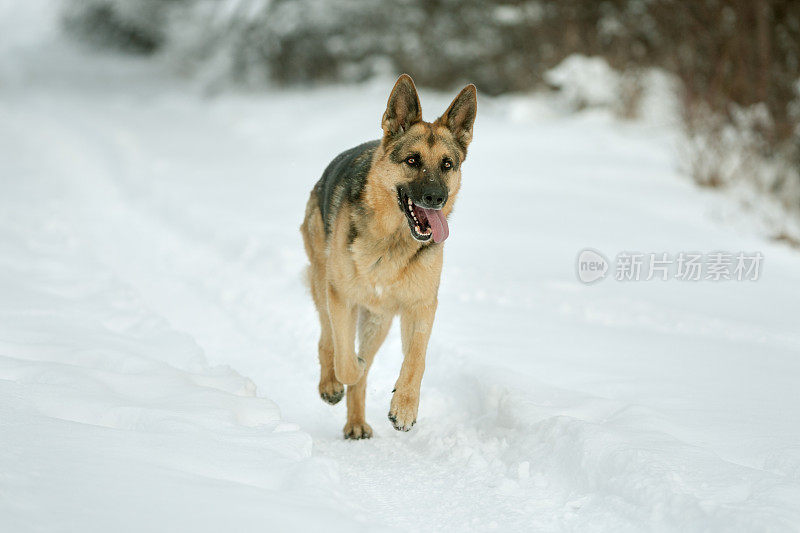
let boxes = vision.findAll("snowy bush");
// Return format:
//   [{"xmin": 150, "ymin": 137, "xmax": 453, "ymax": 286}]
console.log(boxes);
[
  {"xmin": 62, "ymin": 0, "xmax": 180, "ymax": 53},
  {"xmin": 684, "ymin": 101, "xmax": 800, "ymax": 244},
  {"xmin": 61, "ymin": 0, "xmax": 645, "ymax": 94},
  {"xmin": 545, "ymin": 55, "xmax": 621, "ymax": 111},
  {"xmin": 159, "ymin": 0, "xmax": 549, "ymax": 93}
]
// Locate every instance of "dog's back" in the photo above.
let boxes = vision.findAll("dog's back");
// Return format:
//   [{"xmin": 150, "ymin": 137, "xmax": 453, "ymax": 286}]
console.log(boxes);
[{"xmin": 314, "ymin": 140, "xmax": 379, "ymax": 235}]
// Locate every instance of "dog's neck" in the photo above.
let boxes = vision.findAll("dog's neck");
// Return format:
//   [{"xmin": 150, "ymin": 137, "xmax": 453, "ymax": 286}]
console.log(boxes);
[{"xmin": 347, "ymin": 208, "xmax": 431, "ymax": 276}]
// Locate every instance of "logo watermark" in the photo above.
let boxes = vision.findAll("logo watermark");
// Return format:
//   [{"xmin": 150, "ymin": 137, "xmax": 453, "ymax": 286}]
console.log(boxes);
[
  {"xmin": 576, "ymin": 248, "xmax": 609, "ymax": 284},
  {"xmin": 576, "ymin": 249, "xmax": 763, "ymax": 284}
]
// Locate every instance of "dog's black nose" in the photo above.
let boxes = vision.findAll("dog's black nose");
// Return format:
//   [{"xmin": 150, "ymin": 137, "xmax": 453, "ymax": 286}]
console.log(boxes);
[{"xmin": 419, "ymin": 183, "xmax": 448, "ymax": 209}]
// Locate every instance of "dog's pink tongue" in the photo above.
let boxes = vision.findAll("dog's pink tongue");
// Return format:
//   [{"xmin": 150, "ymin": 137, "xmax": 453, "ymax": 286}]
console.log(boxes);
[{"xmin": 419, "ymin": 208, "xmax": 449, "ymax": 243}]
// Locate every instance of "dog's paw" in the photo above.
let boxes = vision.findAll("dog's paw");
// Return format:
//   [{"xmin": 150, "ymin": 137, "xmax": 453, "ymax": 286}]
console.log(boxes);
[
  {"xmin": 319, "ymin": 378, "xmax": 344, "ymax": 405},
  {"xmin": 343, "ymin": 420, "xmax": 373, "ymax": 440},
  {"xmin": 334, "ymin": 356, "xmax": 366, "ymax": 386},
  {"xmin": 388, "ymin": 392, "xmax": 418, "ymax": 432}
]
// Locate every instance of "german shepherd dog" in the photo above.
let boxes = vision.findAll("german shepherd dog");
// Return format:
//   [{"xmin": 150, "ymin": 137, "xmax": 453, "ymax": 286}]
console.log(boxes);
[{"xmin": 301, "ymin": 74, "xmax": 477, "ymax": 439}]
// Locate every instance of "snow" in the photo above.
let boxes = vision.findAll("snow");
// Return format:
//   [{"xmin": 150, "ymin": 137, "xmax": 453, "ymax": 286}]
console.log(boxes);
[
  {"xmin": 545, "ymin": 54, "xmax": 622, "ymax": 110},
  {"xmin": 2, "ymin": 7, "xmax": 800, "ymax": 532}
]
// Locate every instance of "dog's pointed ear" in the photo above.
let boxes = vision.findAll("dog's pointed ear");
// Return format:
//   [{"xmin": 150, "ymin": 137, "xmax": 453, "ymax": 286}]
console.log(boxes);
[
  {"xmin": 436, "ymin": 84, "xmax": 477, "ymax": 153},
  {"xmin": 382, "ymin": 74, "xmax": 422, "ymax": 139}
]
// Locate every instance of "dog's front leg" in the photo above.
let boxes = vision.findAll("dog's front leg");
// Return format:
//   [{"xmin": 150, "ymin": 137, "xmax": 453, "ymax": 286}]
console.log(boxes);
[
  {"xmin": 327, "ymin": 283, "xmax": 364, "ymax": 385},
  {"xmin": 389, "ymin": 299, "xmax": 437, "ymax": 431}
]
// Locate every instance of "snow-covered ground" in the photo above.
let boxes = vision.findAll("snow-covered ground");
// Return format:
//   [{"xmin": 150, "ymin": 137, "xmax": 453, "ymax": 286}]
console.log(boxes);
[{"xmin": 2, "ymin": 7, "xmax": 800, "ymax": 532}]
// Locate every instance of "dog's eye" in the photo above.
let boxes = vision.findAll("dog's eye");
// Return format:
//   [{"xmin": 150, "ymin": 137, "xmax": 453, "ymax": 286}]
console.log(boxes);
[
  {"xmin": 442, "ymin": 159, "xmax": 453, "ymax": 170},
  {"xmin": 405, "ymin": 156, "xmax": 418, "ymax": 166}
]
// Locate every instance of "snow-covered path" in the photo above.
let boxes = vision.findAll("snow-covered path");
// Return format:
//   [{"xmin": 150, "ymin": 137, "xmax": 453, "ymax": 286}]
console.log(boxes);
[{"xmin": 3, "ymin": 28, "xmax": 800, "ymax": 532}]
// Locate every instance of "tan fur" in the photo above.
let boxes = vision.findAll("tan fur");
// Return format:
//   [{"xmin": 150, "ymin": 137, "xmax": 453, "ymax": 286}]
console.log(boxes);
[{"xmin": 300, "ymin": 75, "xmax": 476, "ymax": 437}]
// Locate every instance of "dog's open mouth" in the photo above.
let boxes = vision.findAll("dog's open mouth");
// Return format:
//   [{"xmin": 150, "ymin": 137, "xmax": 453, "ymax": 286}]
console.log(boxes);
[{"xmin": 397, "ymin": 189, "xmax": 450, "ymax": 243}]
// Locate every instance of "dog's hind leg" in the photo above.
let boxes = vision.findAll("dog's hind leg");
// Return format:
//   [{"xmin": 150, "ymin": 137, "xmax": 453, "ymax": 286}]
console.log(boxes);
[{"xmin": 344, "ymin": 308, "xmax": 393, "ymax": 439}]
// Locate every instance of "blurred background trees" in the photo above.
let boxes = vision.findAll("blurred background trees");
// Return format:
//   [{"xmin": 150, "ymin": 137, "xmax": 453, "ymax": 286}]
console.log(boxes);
[{"xmin": 63, "ymin": 0, "xmax": 800, "ymax": 237}]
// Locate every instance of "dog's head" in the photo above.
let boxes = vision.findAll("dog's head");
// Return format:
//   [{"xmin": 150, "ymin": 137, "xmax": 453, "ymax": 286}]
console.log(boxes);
[{"xmin": 377, "ymin": 74, "xmax": 476, "ymax": 244}]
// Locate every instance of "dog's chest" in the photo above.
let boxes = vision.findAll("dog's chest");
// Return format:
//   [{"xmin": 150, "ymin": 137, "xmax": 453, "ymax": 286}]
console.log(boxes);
[{"xmin": 346, "ymin": 239, "xmax": 440, "ymax": 311}]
